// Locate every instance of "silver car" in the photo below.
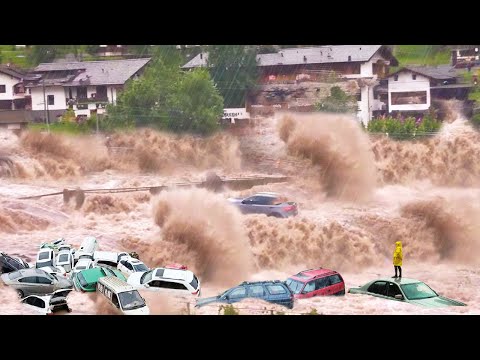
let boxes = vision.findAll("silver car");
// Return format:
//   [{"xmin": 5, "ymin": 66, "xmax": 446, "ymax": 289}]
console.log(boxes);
[
  {"xmin": 0, "ymin": 268, "xmax": 73, "ymax": 297},
  {"xmin": 228, "ymin": 192, "xmax": 298, "ymax": 218}
]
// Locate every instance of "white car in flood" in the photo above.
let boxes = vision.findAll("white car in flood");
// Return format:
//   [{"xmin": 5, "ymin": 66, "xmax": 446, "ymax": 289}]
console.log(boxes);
[
  {"xmin": 71, "ymin": 257, "xmax": 94, "ymax": 276},
  {"xmin": 127, "ymin": 267, "xmax": 201, "ymax": 296},
  {"xmin": 21, "ymin": 289, "xmax": 72, "ymax": 315},
  {"xmin": 117, "ymin": 258, "xmax": 149, "ymax": 276}
]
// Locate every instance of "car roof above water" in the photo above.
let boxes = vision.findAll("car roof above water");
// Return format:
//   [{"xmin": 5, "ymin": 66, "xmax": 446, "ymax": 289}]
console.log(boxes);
[
  {"xmin": 99, "ymin": 276, "xmax": 136, "ymax": 293},
  {"xmin": 370, "ymin": 277, "xmax": 422, "ymax": 285},
  {"xmin": 290, "ymin": 268, "xmax": 339, "ymax": 282}
]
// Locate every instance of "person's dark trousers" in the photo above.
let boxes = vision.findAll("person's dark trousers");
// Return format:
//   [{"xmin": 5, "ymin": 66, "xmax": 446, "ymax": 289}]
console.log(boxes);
[{"xmin": 394, "ymin": 266, "xmax": 402, "ymax": 277}]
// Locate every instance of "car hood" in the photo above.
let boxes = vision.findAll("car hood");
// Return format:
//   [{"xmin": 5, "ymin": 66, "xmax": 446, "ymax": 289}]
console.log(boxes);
[
  {"xmin": 409, "ymin": 296, "xmax": 466, "ymax": 308},
  {"xmin": 124, "ymin": 306, "xmax": 150, "ymax": 315},
  {"xmin": 195, "ymin": 296, "xmax": 221, "ymax": 308},
  {"xmin": 127, "ymin": 272, "xmax": 143, "ymax": 286},
  {"xmin": 0, "ymin": 273, "xmax": 10, "ymax": 284},
  {"xmin": 56, "ymin": 277, "xmax": 73, "ymax": 290}
]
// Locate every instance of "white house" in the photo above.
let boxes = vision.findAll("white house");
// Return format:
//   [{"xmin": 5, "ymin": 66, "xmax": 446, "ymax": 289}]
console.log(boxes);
[
  {"xmin": 385, "ymin": 65, "xmax": 459, "ymax": 114},
  {"xmin": 0, "ymin": 65, "xmax": 29, "ymax": 110},
  {"xmin": 23, "ymin": 58, "xmax": 151, "ymax": 121},
  {"xmin": 182, "ymin": 45, "xmax": 399, "ymax": 125}
]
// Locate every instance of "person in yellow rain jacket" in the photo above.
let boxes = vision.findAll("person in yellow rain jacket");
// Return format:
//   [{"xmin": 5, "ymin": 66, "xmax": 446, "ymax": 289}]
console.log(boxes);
[{"xmin": 392, "ymin": 241, "xmax": 403, "ymax": 278}]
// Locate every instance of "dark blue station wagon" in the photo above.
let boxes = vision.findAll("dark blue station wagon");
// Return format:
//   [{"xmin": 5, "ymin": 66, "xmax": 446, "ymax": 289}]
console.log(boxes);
[{"xmin": 195, "ymin": 280, "xmax": 294, "ymax": 309}]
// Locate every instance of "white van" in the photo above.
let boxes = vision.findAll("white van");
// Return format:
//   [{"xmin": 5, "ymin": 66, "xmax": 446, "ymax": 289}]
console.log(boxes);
[
  {"xmin": 97, "ymin": 276, "xmax": 150, "ymax": 315},
  {"xmin": 36, "ymin": 248, "xmax": 56, "ymax": 269},
  {"xmin": 74, "ymin": 236, "xmax": 99, "ymax": 261},
  {"xmin": 56, "ymin": 250, "xmax": 74, "ymax": 273},
  {"xmin": 93, "ymin": 251, "xmax": 120, "ymax": 269}
]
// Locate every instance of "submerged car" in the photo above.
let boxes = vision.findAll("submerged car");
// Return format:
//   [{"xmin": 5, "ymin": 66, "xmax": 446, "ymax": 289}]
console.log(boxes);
[
  {"xmin": 228, "ymin": 192, "xmax": 298, "ymax": 218},
  {"xmin": 195, "ymin": 280, "xmax": 294, "ymax": 309},
  {"xmin": 40, "ymin": 238, "xmax": 65, "ymax": 251},
  {"xmin": 21, "ymin": 289, "xmax": 72, "ymax": 315},
  {"xmin": 71, "ymin": 256, "xmax": 94, "ymax": 276},
  {"xmin": 117, "ymin": 257, "xmax": 149, "ymax": 276},
  {"xmin": 1, "ymin": 268, "xmax": 73, "ymax": 297},
  {"xmin": 0, "ymin": 252, "xmax": 30, "ymax": 274},
  {"xmin": 72, "ymin": 266, "xmax": 126, "ymax": 292},
  {"xmin": 128, "ymin": 267, "xmax": 200, "ymax": 296},
  {"xmin": 56, "ymin": 251, "xmax": 75, "ymax": 273},
  {"xmin": 286, "ymin": 268, "xmax": 345, "ymax": 298},
  {"xmin": 35, "ymin": 248, "xmax": 56, "ymax": 269},
  {"xmin": 348, "ymin": 277, "xmax": 467, "ymax": 307}
]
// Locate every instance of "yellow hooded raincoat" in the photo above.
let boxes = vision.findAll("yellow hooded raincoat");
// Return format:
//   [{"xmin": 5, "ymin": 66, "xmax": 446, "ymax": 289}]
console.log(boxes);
[{"xmin": 393, "ymin": 241, "xmax": 403, "ymax": 266}]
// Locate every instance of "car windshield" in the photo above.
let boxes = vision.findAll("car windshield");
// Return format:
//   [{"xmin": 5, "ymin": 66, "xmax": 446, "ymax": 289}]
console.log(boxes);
[
  {"xmin": 58, "ymin": 254, "xmax": 69, "ymax": 262},
  {"xmin": 190, "ymin": 275, "xmax": 199, "ymax": 290},
  {"xmin": 77, "ymin": 273, "xmax": 88, "ymax": 287},
  {"xmin": 133, "ymin": 263, "xmax": 149, "ymax": 272},
  {"xmin": 140, "ymin": 270, "xmax": 154, "ymax": 284},
  {"xmin": 401, "ymin": 283, "xmax": 438, "ymax": 300},
  {"xmin": 118, "ymin": 291, "xmax": 146, "ymax": 310},
  {"xmin": 76, "ymin": 266, "xmax": 86, "ymax": 270},
  {"xmin": 38, "ymin": 252, "xmax": 50, "ymax": 260},
  {"xmin": 285, "ymin": 278, "xmax": 304, "ymax": 294}
]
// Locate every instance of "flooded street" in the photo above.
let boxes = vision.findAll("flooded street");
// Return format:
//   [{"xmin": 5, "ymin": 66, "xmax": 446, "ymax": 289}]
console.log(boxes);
[{"xmin": 1, "ymin": 109, "xmax": 480, "ymax": 315}]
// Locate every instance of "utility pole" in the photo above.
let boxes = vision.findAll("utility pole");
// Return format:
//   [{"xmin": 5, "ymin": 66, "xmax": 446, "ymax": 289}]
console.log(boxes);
[{"xmin": 42, "ymin": 78, "xmax": 50, "ymax": 133}]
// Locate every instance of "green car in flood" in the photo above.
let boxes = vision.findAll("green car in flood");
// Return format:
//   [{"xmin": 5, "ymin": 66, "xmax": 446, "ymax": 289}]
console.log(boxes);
[
  {"xmin": 73, "ymin": 267, "xmax": 126, "ymax": 292},
  {"xmin": 348, "ymin": 277, "xmax": 466, "ymax": 308}
]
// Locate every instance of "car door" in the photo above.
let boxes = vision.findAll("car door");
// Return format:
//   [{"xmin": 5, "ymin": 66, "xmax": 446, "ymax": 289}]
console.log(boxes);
[
  {"xmin": 386, "ymin": 282, "xmax": 404, "ymax": 301},
  {"xmin": 123, "ymin": 262, "xmax": 134, "ymax": 275},
  {"xmin": 17, "ymin": 276, "xmax": 38, "ymax": 295},
  {"xmin": 313, "ymin": 276, "xmax": 330, "ymax": 296},
  {"xmin": 226, "ymin": 286, "xmax": 247, "ymax": 304},
  {"xmin": 248, "ymin": 196, "xmax": 271, "ymax": 215},
  {"xmin": 326, "ymin": 274, "xmax": 345, "ymax": 295},
  {"xmin": 239, "ymin": 196, "xmax": 259, "ymax": 213},
  {"xmin": 366, "ymin": 281, "xmax": 388, "ymax": 299},
  {"xmin": 247, "ymin": 284, "xmax": 266, "ymax": 300},
  {"xmin": 117, "ymin": 260, "xmax": 128, "ymax": 274},
  {"xmin": 36, "ymin": 275, "xmax": 55, "ymax": 294}
]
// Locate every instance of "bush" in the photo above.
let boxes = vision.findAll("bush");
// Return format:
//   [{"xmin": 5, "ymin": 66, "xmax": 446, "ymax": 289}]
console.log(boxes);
[
  {"xmin": 367, "ymin": 114, "xmax": 441, "ymax": 140},
  {"xmin": 221, "ymin": 304, "xmax": 239, "ymax": 315},
  {"xmin": 471, "ymin": 113, "xmax": 480, "ymax": 127},
  {"xmin": 304, "ymin": 308, "xmax": 319, "ymax": 315},
  {"xmin": 315, "ymin": 86, "xmax": 358, "ymax": 114}
]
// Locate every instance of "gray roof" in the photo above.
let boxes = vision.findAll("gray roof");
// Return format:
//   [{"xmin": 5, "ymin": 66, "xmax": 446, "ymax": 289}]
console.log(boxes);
[
  {"xmin": 31, "ymin": 58, "xmax": 151, "ymax": 86},
  {"xmin": 0, "ymin": 65, "xmax": 27, "ymax": 79},
  {"xmin": 182, "ymin": 45, "xmax": 395, "ymax": 69},
  {"xmin": 389, "ymin": 65, "xmax": 457, "ymax": 80}
]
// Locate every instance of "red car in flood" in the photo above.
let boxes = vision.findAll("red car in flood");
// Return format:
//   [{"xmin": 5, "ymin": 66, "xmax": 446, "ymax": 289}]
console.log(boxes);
[{"xmin": 286, "ymin": 268, "xmax": 345, "ymax": 299}]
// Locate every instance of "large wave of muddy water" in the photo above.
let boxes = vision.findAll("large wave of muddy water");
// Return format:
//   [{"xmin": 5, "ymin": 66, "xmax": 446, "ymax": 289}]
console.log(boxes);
[{"xmin": 1, "ymin": 108, "xmax": 480, "ymax": 315}]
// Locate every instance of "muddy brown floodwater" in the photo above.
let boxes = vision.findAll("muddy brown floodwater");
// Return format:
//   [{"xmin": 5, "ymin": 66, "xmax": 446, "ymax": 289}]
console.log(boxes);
[{"xmin": 1, "ymin": 106, "xmax": 480, "ymax": 314}]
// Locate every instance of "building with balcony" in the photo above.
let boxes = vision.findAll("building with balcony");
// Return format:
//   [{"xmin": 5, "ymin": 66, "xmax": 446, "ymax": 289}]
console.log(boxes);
[
  {"xmin": 0, "ymin": 65, "xmax": 33, "ymax": 110},
  {"xmin": 23, "ymin": 58, "xmax": 151, "ymax": 122},
  {"xmin": 182, "ymin": 45, "xmax": 398, "ymax": 125}
]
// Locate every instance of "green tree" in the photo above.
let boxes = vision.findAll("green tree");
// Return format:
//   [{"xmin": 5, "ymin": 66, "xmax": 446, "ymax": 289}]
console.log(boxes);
[
  {"xmin": 28, "ymin": 45, "xmax": 58, "ymax": 66},
  {"xmin": 165, "ymin": 68, "xmax": 223, "ymax": 134},
  {"xmin": 207, "ymin": 45, "xmax": 258, "ymax": 108},
  {"xmin": 316, "ymin": 86, "xmax": 358, "ymax": 113},
  {"xmin": 107, "ymin": 47, "xmax": 223, "ymax": 135}
]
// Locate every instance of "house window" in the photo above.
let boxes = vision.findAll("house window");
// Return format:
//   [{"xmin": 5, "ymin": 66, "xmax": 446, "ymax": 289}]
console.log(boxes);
[
  {"xmin": 0, "ymin": 85, "xmax": 6, "ymax": 93},
  {"xmin": 412, "ymin": 74, "xmax": 417, "ymax": 80},
  {"xmin": 47, "ymin": 95, "xmax": 54, "ymax": 106},
  {"xmin": 394, "ymin": 75, "xmax": 399, "ymax": 81},
  {"xmin": 356, "ymin": 92, "xmax": 362, "ymax": 101},
  {"xmin": 391, "ymin": 91, "xmax": 427, "ymax": 105}
]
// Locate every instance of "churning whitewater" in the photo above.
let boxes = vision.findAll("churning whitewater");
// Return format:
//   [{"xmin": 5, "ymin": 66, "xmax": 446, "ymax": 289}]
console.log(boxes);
[{"xmin": 1, "ymin": 109, "xmax": 479, "ymax": 315}]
